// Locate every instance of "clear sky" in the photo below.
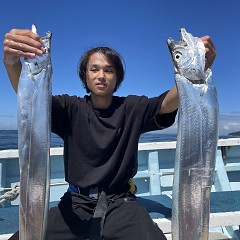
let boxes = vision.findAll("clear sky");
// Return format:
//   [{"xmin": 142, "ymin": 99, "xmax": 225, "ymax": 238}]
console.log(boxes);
[{"xmin": 0, "ymin": 0, "xmax": 239, "ymax": 135}]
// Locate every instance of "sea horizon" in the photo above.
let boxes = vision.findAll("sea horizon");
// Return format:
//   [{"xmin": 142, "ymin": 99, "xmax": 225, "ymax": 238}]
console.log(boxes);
[
  {"xmin": 0, "ymin": 130, "xmax": 178, "ymax": 150},
  {"xmin": 0, "ymin": 129, "xmax": 239, "ymax": 151}
]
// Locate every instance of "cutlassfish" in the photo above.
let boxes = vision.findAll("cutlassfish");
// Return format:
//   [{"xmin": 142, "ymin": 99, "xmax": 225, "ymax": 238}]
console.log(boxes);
[
  {"xmin": 167, "ymin": 28, "xmax": 219, "ymax": 240},
  {"xmin": 17, "ymin": 24, "xmax": 52, "ymax": 239}
]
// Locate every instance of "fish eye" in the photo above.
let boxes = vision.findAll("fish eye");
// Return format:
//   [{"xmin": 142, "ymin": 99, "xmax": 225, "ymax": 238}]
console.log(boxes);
[{"xmin": 174, "ymin": 52, "xmax": 182, "ymax": 62}]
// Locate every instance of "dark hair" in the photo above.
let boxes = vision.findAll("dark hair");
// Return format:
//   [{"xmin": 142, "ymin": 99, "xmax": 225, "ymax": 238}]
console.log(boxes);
[{"xmin": 78, "ymin": 46, "xmax": 125, "ymax": 93}]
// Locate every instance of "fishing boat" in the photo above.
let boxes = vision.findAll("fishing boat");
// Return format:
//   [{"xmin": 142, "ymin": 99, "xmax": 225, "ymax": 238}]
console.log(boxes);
[{"xmin": 0, "ymin": 137, "xmax": 240, "ymax": 239}]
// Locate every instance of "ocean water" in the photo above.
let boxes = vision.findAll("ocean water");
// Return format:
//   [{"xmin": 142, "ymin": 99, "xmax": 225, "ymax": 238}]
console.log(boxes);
[
  {"xmin": 0, "ymin": 130, "xmax": 237, "ymax": 151},
  {"xmin": 0, "ymin": 130, "xmax": 177, "ymax": 150},
  {"xmin": 0, "ymin": 130, "xmax": 64, "ymax": 150}
]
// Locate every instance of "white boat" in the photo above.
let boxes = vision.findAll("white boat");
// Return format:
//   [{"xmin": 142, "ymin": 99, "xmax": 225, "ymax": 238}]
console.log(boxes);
[{"xmin": 0, "ymin": 138, "xmax": 240, "ymax": 239}]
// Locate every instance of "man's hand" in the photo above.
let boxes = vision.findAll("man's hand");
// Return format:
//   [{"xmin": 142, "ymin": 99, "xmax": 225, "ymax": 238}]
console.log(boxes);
[
  {"xmin": 201, "ymin": 35, "xmax": 216, "ymax": 70},
  {"xmin": 3, "ymin": 29, "xmax": 44, "ymax": 65}
]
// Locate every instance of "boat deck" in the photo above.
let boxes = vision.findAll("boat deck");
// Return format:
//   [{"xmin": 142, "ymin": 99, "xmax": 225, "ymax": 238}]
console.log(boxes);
[
  {"xmin": 1, "ymin": 191, "xmax": 240, "ymax": 239},
  {"xmin": 0, "ymin": 138, "xmax": 240, "ymax": 239}
]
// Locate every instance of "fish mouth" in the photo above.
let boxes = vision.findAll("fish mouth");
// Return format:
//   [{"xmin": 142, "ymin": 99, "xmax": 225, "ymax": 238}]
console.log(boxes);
[
  {"xmin": 167, "ymin": 28, "xmax": 206, "ymax": 83},
  {"xmin": 167, "ymin": 28, "xmax": 188, "ymax": 50}
]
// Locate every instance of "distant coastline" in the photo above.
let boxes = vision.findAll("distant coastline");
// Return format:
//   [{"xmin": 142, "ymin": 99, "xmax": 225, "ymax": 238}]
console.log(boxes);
[{"xmin": 229, "ymin": 131, "xmax": 240, "ymax": 136}]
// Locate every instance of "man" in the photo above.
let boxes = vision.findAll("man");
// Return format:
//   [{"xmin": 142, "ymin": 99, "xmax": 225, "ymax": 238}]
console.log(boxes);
[{"xmin": 3, "ymin": 28, "xmax": 216, "ymax": 240}]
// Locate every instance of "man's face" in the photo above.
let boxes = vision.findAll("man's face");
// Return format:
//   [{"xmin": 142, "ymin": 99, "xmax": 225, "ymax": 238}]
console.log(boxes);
[{"xmin": 86, "ymin": 52, "xmax": 117, "ymax": 97}]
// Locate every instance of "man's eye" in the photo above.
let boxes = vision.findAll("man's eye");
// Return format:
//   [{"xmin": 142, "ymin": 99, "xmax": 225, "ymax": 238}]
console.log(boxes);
[
  {"xmin": 90, "ymin": 68, "xmax": 98, "ymax": 72},
  {"xmin": 105, "ymin": 69, "xmax": 114, "ymax": 73}
]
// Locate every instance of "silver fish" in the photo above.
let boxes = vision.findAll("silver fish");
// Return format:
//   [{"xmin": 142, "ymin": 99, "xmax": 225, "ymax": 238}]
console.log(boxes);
[
  {"xmin": 167, "ymin": 28, "xmax": 219, "ymax": 240},
  {"xmin": 17, "ymin": 24, "xmax": 52, "ymax": 240}
]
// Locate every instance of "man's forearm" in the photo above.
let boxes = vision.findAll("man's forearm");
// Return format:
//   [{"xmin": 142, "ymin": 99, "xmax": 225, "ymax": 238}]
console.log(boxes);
[
  {"xmin": 159, "ymin": 86, "xmax": 179, "ymax": 115},
  {"xmin": 4, "ymin": 60, "xmax": 22, "ymax": 93}
]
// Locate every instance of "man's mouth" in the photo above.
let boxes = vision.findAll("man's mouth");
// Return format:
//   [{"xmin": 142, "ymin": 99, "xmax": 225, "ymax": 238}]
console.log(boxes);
[{"xmin": 96, "ymin": 82, "xmax": 107, "ymax": 87}]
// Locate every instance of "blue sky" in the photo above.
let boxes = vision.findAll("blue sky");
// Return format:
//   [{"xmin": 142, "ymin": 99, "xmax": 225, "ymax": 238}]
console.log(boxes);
[{"xmin": 0, "ymin": 0, "xmax": 239, "ymax": 135}]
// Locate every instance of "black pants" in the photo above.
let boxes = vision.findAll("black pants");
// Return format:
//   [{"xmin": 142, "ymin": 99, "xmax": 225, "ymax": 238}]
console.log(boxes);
[{"xmin": 9, "ymin": 192, "xmax": 166, "ymax": 240}]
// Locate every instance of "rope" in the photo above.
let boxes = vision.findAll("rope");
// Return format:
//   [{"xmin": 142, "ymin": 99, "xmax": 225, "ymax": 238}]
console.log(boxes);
[
  {"xmin": 0, "ymin": 182, "xmax": 68, "ymax": 206},
  {"xmin": 0, "ymin": 185, "xmax": 20, "ymax": 206}
]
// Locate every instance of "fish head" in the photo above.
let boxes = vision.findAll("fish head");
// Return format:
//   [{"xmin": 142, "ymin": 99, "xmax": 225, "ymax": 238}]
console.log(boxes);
[
  {"xmin": 167, "ymin": 28, "xmax": 206, "ymax": 83},
  {"xmin": 26, "ymin": 30, "xmax": 52, "ymax": 78}
]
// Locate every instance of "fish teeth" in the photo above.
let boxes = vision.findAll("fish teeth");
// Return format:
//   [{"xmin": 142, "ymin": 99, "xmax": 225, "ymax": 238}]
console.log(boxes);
[{"xmin": 32, "ymin": 24, "xmax": 37, "ymax": 34}]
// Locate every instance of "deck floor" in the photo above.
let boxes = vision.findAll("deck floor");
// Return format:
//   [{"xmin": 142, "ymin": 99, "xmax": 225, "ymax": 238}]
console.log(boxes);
[
  {"xmin": 165, "ymin": 232, "xmax": 231, "ymax": 240},
  {"xmin": 209, "ymin": 232, "xmax": 231, "ymax": 240},
  {"xmin": 0, "ymin": 233, "xmax": 232, "ymax": 240}
]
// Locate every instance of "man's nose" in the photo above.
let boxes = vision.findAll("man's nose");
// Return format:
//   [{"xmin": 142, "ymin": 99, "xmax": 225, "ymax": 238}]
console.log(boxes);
[{"xmin": 98, "ymin": 69, "xmax": 105, "ymax": 79}]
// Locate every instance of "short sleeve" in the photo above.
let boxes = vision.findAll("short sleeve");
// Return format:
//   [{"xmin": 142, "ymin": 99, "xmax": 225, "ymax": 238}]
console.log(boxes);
[{"xmin": 52, "ymin": 94, "xmax": 78, "ymax": 138}]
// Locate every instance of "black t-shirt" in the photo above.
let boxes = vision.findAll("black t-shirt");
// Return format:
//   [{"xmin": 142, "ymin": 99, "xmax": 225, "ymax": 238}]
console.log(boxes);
[{"xmin": 52, "ymin": 92, "xmax": 177, "ymax": 190}]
